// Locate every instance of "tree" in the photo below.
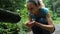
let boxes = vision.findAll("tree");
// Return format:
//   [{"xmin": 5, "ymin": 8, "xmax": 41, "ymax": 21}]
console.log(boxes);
[
  {"xmin": 0, "ymin": 0, "xmax": 26, "ymax": 34},
  {"xmin": 0, "ymin": 0, "xmax": 26, "ymax": 12}
]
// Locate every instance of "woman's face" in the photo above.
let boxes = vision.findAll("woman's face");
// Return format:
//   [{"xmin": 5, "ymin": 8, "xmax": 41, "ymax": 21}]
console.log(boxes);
[{"xmin": 27, "ymin": 2, "xmax": 38, "ymax": 14}]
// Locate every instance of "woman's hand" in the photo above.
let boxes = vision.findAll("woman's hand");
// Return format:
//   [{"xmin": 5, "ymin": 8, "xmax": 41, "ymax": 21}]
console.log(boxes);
[
  {"xmin": 25, "ymin": 21, "xmax": 35, "ymax": 31},
  {"xmin": 25, "ymin": 21, "xmax": 35, "ymax": 27}
]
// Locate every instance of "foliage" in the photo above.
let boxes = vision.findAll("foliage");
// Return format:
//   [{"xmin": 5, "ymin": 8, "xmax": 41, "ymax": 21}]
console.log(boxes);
[
  {"xmin": 0, "ymin": 0, "xmax": 26, "ymax": 12},
  {"xmin": 0, "ymin": 0, "xmax": 26, "ymax": 34},
  {"xmin": 0, "ymin": 22, "xmax": 20, "ymax": 34},
  {"xmin": 0, "ymin": 0, "xmax": 60, "ymax": 34}
]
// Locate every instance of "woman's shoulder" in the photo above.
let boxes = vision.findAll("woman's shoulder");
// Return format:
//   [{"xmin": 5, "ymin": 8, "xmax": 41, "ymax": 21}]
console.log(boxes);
[
  {"xmin": 42, "ymin": 7, "xmax": 48, "ymax": 12},
  {"xmin": 39, "ymin": 7, "xmax": 49, "ymax": 17},
  {"xmin": 40, "ymin": 7, "xmax": 49, "ymax": 14}
]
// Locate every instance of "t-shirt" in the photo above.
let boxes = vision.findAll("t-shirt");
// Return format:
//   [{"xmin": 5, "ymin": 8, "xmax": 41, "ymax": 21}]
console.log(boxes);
[{"xmin": 28, "ymin": 7, "xmax": 52, "ymax": 34}]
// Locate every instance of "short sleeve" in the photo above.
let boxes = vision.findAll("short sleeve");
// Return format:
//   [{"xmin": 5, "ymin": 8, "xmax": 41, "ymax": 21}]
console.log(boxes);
[
  {"xmin": 41, "ymin": 8, "xmax": 49, "ymax": 17},
  {"xmin": 43, "ymin": 8, "xmax": 48, "ymax": 14}
]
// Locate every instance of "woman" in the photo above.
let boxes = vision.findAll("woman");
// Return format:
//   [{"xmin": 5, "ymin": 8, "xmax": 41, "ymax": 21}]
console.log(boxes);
[{"xmin": 25, "ymin": 0, "xmax": 55, "ymax": 34}]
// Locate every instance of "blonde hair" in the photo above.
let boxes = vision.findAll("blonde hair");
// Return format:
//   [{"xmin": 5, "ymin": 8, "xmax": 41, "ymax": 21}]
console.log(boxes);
[{"xmin": 38, "ymin": 0, "xmax": 45, "ymax": 8}]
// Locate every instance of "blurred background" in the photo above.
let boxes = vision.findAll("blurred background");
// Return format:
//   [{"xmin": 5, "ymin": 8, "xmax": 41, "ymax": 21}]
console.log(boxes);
[{"xmin": 0, "ymin": 0, "xmax": 60, "ymax": 34}]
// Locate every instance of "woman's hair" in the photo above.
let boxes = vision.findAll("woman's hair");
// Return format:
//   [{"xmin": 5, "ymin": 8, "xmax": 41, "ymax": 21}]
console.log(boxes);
[
  {"xmin": 27, "ymin": 0, "xmax": 40, "ymax": 6},
  {"xmin": 38, "ymin": 0, "xmax": 45, "ymax": 7},
  {"xmin": 26, "ymin": 0, "xmax": 45, "ymax": 7}
]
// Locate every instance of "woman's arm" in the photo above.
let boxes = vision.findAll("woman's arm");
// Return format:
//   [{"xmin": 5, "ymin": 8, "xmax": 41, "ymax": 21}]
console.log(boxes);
[
  {"xmin": 25, "ymin": 16, "xmax": 34, "ymax": 31},
  {"xmin": 34, "ymin": 13, "xmax": 54, "ymax": 32}
]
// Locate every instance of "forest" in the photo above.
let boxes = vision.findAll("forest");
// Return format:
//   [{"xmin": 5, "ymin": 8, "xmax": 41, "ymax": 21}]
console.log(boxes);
[{"xmin": 0, "ymin": 0, "xmax": 60, "ymax": 34}]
